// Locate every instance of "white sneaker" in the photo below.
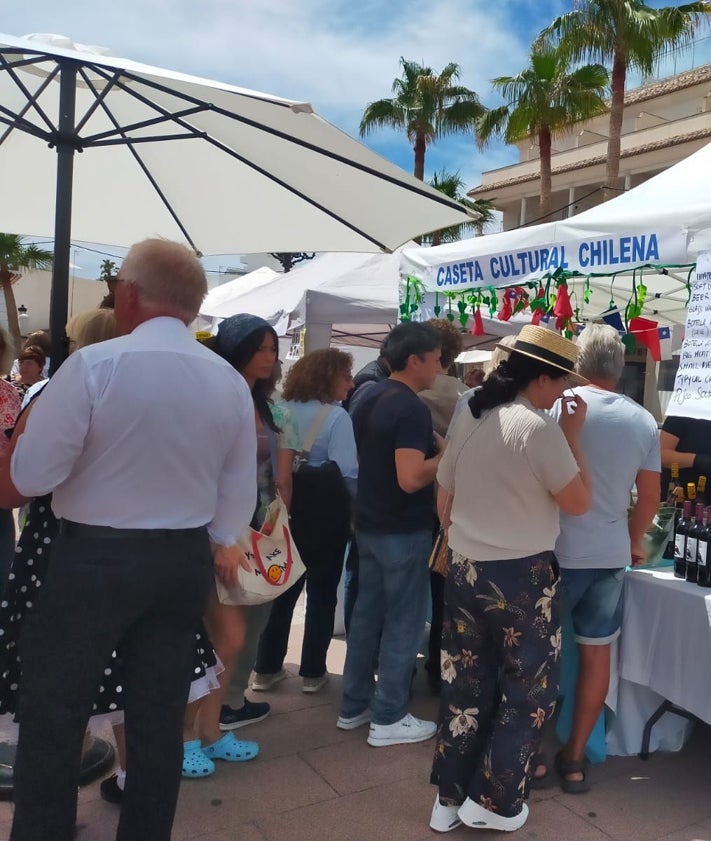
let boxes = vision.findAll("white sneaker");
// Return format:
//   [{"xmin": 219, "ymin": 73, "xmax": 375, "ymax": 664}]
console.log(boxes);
[
  {"xmin": 367, "ymin": 713, "xmax": 436, "ymax": 747},
  {"xmin": 458, "ymin": 798, "xmax": 529, "ymax": 832},
  {"xmin": 336, "ymin": 709, "xmax": 372, "ymax": 730},
  {"xmin": 430, "ymin": 794, "xmax": 462, "ymax": 833},
  {"xmin": 251, "ymin": 669, "xmax": 288, "ymax": 691}
]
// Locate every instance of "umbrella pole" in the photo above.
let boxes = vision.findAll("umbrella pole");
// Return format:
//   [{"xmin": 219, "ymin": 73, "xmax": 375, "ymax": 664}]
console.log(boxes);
[{"xmin": 48, "ymin": 59, "xmax": 77, "ymax": 375}]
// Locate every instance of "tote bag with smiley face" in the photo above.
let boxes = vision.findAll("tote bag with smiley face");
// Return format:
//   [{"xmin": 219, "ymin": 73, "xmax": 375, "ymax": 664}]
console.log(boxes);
[{"xmin": 215, "ymin": 493, "xmax": 305, "ymax": 606}]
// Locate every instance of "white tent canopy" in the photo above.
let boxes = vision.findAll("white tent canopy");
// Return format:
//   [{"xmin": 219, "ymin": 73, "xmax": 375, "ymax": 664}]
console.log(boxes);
[
  {"xmin": 200, "ymin": 267, "xmax": 281, "ymax": 319},
  {"xmin": 455, "ymin": 349, "xmax": 492, "ymax": 364},
  {"xmin": 200, "ymin": 245, "xmax": 412, "ymax": 335},
  {"xmin": 399, "ymin": 142, "xmax": 711, "ymax": 327}
]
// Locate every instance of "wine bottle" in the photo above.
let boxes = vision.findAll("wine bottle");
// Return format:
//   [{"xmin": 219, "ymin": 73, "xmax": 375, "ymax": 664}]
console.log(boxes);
[
  {"xmin": 675, "ymin": 500, "xmax": 692, "ymax": 579},
  {"xmin": 698, "ymin": 475, "xmax": 707, "ymax": 506},
  {"xmin": 663, "ymin": 486, "xmax": 683, "ymax": 562},
  {"xmin": 669, "ymin": 463, "xmax": 682, "ymax": 503},
  {"xmin": 686, "ymin": 503, "xmax": 703, "ymax": 584},
  {"xmin": 697, "ymin": 506, "xmax": 711, "ymax": 588},
  {"xmin": 688, "ymin": 482, "xmax": 697, "ymax": 504}
]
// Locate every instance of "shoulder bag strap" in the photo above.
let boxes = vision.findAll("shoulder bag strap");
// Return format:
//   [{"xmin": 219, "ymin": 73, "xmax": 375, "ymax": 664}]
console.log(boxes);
[{"xmin": 299, "ymin": 403, "xmax": 333, "ymax": 459}]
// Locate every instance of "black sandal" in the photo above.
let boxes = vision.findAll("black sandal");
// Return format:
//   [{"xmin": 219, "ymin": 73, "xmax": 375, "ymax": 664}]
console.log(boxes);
[{"xmin": 554, "ymin": 750, "xmax": 590, "ymax": 794}]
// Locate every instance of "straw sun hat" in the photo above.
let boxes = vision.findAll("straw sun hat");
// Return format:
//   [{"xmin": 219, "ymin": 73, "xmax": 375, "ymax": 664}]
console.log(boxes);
[{"xmin": 496, "ymin": 325, "xmax": 589, "ymax": 386}]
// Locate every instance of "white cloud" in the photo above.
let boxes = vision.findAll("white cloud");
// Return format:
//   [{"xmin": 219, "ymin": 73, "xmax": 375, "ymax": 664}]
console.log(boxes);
[{"xmin": 1, "ymin": 1, "xmax": 567, "ymax": 216}]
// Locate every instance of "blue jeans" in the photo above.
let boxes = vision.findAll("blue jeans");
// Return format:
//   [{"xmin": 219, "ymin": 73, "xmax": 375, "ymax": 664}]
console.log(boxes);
[
  {"xmin": 560, "ymin": 566, "xmax": 625, "ymax": 645},
  {"xmin": 340, "ymin": 529, "xmax": 431, "ymax": 725}
]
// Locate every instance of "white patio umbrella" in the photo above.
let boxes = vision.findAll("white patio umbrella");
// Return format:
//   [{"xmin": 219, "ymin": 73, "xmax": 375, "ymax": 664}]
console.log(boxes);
[{"xmin": 0, "ymin": 32, "xmax": 471, "ymax": 366}]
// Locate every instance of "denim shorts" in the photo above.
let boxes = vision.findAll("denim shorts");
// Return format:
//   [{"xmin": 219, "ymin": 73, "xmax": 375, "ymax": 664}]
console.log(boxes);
[{"xmin": 559, "ymin": 567, "xmax": 625, "ymax": 645}]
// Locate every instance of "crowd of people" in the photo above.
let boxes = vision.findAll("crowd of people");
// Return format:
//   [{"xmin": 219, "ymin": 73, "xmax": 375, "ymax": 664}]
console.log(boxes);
[{"xmin": 0, "ymin": 237, "xmax": 668, "ymax": 839}]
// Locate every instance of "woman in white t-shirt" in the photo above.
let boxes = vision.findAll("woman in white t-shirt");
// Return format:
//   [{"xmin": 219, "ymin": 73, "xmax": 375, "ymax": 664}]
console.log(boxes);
[{"xmin": 429, "ymin": 325, "xmax": 591, "ymax": 834}]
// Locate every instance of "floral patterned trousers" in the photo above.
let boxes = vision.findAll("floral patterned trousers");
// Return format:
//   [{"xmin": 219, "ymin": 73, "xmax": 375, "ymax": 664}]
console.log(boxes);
[{"xmin": 430, "ymin": 550, "xmax": 560, "ymax": 818}]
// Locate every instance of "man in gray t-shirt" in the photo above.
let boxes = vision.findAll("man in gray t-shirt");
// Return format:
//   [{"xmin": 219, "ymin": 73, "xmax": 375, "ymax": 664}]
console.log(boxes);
[{"xmin": 548, "ymin": 325, "xmax": 660, "ymax": 793}]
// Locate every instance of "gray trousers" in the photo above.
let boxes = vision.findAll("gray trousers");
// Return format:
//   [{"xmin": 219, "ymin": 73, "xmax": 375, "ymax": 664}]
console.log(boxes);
[{"xmin": 229, "ymin": 601, "xmax": 273, "ymax": 704}]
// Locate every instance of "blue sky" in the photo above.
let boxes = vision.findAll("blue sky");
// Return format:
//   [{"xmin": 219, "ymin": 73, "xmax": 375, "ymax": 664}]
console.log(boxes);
[{"xmin": 0, "ymin": 0, "xmax": 697, "ymax": 273}]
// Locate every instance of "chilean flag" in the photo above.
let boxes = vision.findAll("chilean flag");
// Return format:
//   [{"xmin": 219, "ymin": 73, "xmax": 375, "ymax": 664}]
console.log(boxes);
[
  {"xmin": 629, "ymin": 317, "xmax": 672, "ymax": 362},
  {"xmin": 658, "ymin": 326, "xmax": 673, "ymax": 361}
]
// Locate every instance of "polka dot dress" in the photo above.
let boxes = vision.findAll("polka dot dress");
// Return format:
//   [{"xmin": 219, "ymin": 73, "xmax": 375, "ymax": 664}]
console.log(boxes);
[
  {"xmin": 0, "ymin": 495, "xmax": 56, "ymax": 716},
  {"xmin": 0, "ymin": 494, "xmax": 221, "ymax": 718}
]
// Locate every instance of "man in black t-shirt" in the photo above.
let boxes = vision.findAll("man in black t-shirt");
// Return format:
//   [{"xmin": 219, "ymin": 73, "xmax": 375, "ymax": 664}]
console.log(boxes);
[
  {"xmin": 660, "ymin": 414, "xmax": 711, "ymax": 498},
  {"xmin": 337, "ymin": 322, "xmax": 443, "ymax": 747}
]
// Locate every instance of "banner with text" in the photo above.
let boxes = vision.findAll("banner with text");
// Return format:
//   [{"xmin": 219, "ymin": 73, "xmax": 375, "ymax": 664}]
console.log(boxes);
[
  {"xmin": 668, "ymin": 250, "xmax": 710, "ymax": 419},
  {"xmin": 418, "ymin": 228, "xmax": 688, "ymax": 291}
]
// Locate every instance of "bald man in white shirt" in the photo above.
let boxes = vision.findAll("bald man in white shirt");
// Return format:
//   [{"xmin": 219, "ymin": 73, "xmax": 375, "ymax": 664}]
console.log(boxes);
[{"xmin": 7, "ymin": 240, "xmax": 257, "ymax": 841}]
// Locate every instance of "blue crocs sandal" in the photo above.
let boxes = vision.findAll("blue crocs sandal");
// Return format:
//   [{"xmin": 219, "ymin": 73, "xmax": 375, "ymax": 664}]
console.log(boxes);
[
  {"xmin": 182, "ymin": 740, "xmax": 215, "ymax": 778},
  {"xmin": 202, "ymin": 732, "xmax": 259, "ymax": 762}
]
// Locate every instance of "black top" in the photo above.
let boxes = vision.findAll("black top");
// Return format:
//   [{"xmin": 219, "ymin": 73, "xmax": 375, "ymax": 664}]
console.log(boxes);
[
  {"xmin": 352, "ymin": 379, "xmax": 435, "ymax": 534},
  {"xmin": 342, "ymin": 356, "xmax": 389, "ymax": 413},
  {"xmin": 661, "ymin": 415, "xmax": 711, "ymax": 498}
]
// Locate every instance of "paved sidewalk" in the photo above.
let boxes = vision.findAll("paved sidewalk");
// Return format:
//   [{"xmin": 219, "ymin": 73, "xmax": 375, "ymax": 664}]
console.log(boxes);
[{"xmin": 0, "ymin": 624, "xmax": 710, "ymax": 841}]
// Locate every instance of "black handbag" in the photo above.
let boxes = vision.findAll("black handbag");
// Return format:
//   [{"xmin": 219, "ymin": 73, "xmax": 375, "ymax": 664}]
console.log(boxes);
[{"xmin": 290, "ymin": 408, "xmax": 352, "ymax": 565}]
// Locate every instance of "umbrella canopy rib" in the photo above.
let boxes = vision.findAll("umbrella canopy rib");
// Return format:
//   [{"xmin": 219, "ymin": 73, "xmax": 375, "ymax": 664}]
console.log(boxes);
[
  {"xmin": 82, "ymin": 107, "xmax": 211, "ymax": 144},
  {"xmin": 76, "ymin": 67, "xmax": 392, "ymax": 250},
  {"xmin": 0, "ymin": 68, "xmax": 56, "ymax": 145},
  {"xmin": 88, "ymin": 64, "xmax": 467, "ymax": 215},
  {"xmin": 0, "ymin": 53, "xmax": 58, "ymax": 134},
  {"xmin": 87, "ymin": 91, "xmax": 198, "ymax": 250}
]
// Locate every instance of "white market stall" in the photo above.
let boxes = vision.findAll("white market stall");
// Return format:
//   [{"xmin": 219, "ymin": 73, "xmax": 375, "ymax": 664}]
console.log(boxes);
[
  {"xmin": 398, "ymin": 141, "xmax": 711, "ymax": 334},
  {"xmin": 198, "ymin": 246, "xmax": 412, "ymax": 351}
]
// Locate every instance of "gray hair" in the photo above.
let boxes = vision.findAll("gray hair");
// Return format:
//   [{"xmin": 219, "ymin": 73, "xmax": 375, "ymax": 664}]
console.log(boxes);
[
  {"xmin": 575, "ymin": 323, "xmax": 625, "ymax": 383},
  {"xmin": 122, "ymin": 239, "xmax": 207, "ymax": 322}
]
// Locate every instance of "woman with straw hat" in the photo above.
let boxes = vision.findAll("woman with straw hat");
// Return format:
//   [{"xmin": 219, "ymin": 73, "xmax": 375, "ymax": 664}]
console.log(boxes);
[{"xmin": 429, "ymin": 325, "xmax": 592, "ymax": 834}]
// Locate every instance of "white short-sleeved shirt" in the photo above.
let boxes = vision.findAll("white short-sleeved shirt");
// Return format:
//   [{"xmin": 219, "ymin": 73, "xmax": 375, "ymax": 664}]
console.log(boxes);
[
  {"xmin": 440, "ymin": 396, "xmax": 579, "ymax": 561},
  {"xmin": 552, "ymin": 386, "xmax": 660, "ymax": 568}
]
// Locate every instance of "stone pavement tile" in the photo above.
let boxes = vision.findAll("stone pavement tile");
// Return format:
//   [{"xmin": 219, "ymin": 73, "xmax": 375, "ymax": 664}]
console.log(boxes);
[
  {"xmin": 187, "ymin": 823, "xmax": 267, "ymax": 841},
  {"xmin": 171, "ymin": 754, "xmax": 337, "ymax": 840},
  {"xmin": 521, "ymin": 797, "xmax": 618, "ymax": 841},
  {"xmin": 300, "ymin": 732, "xmax": 436, "ymax": 796},
  {"xmin": 74, "ymin": 798, "xmax": 119, "ymax": 841},
  {"xmin": 0, "ymin": 814, "xmax": 11, "ymax": 839},
  {"xmin": 655, "ymin": 824, "xmax": 711, "ymax": 841},
  {"xmin": 561, "ymin": 761, "xmax": 711, "ymax": 841},
  {"xmin": 253, "ymin": 702, "xmax": 349, "ymax": 760},
  {"xmin": 255, "ymin": 774, "xmax": 613, "ymax": 841},
  {"xmin": 255, "ymin": 775, "xmax": 440, "ymax": 841}
]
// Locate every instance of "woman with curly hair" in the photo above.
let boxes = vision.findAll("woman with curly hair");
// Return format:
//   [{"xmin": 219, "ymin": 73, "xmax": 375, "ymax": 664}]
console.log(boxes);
[{"xmin": 254, "ymin": 348, "xmax": 357, "ymax": 693}]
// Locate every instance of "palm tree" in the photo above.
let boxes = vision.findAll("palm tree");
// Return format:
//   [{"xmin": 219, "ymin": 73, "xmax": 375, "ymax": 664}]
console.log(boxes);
[
  {"xmin": 477, "ymin": 46, "xmax": 609, "ymax": 220},
  {"xmin": 0, "ymin": 234, "xmax": 53, "ymax": 351},
  {"xmin": 359, "ymin": 57, "xmax": 485, "ymax": 181},
  {"xmin": 539, "ymin": 0, "xmax": 711, "ymax": 201},
  {"xmin": 423, "ymin": 170, "xmax": 497, "ymax": 246}
]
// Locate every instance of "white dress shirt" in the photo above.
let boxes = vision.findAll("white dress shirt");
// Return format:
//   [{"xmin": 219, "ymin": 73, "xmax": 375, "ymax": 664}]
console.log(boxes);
[{"xmin": 11, "ymin": 317, "xmax": 257, "ymax": 546}]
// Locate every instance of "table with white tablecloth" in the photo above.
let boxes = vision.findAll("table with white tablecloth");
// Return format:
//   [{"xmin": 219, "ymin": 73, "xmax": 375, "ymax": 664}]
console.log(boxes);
[{"xmin": 605, "ymin": 567, "xmax": 710, "ymax": 756}]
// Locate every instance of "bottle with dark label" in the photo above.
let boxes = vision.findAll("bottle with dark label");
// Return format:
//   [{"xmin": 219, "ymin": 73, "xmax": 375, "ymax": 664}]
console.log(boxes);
[
  {"xmin": 686, "ymin": 503, "xmax": 703, "ymax": 584},
  {"xmin": 697, "ymin": 506, "xmax": 711, "ymax": 588},
  {"xmin": 663, "ymin": 485, "xmax": 684, "ymax": 563},
  {"xmin": 675, "ymin": 500, "xmax": 692, "ymax": 579},
  {"xmin": 698, "ymin": 475, "xmax": 707, "ymax": 506}
]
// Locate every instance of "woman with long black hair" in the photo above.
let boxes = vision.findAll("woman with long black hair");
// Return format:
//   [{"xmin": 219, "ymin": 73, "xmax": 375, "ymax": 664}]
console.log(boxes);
[
  {"xmin": 429, "ymin": 325, "xmax": 591, "ymax": 834},
  {"xmin": 182, "ymin": 314, "xmax": 300, "ymax": 777}
]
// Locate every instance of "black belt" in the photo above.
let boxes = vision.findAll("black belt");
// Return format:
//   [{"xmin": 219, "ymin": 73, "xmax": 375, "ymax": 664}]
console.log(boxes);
[{"xmin": 59, "ymin": 520, "xmax": 207, "ymax": 541}]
